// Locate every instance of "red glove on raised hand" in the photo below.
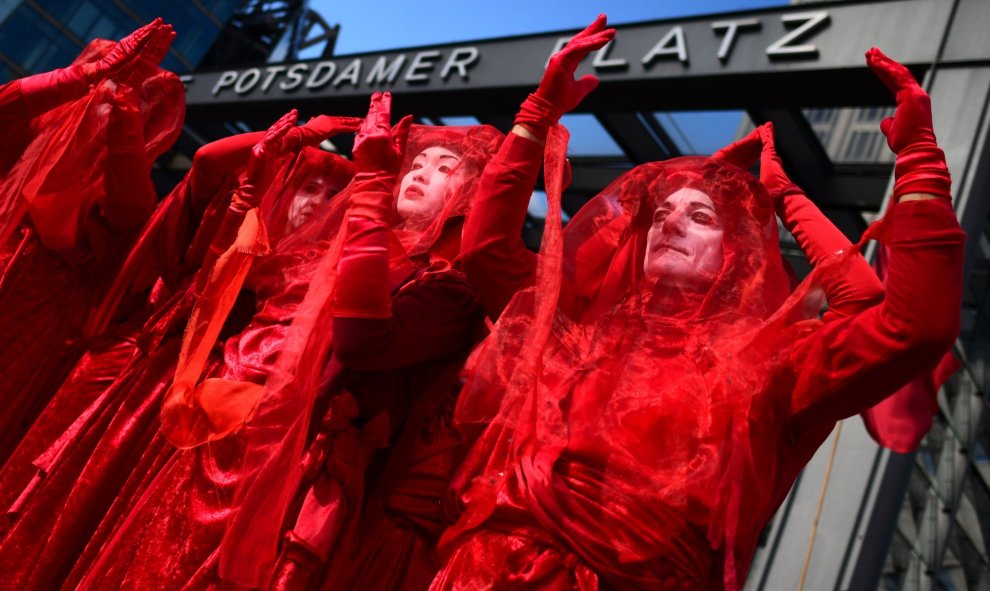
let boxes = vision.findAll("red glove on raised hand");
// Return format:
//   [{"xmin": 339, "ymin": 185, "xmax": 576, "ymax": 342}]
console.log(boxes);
[
  {"xmin": 82, "ymin": 18, "xmax": 162, "ymax": 84},
  {"xmin": 711, "ymin": 126, "xmax": 762, "ymax": 170},
  {"xmin": 515, "ymin": 14, "xmax": 615, "ymax": 138},
  {"xmin": 282, "ymin": 114, "xmax": 363, "ymax": 151},
  {"xmin": 120, "ymin": 22, "xmax": 175, "ymax": 86},
  {"xmin": 348, "ymin": 92, "xmax": 412, "ymax": 221},
  {"xmin": 231, "ymin": 109, "xmax": 298, "ymax": 211},
  {"xmin": 866, "ymin": 47, "xmax": 950, "ymax": 200},
  {"xmin": 756, "ymin": 123, "xmax": 803, "ymax": 207}
]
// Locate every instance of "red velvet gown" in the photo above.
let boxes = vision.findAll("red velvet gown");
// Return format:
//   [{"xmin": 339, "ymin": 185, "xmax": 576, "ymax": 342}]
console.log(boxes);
[
  {"xmin": 0, "ymin": 71, "xmax": 184, "ymax": 466},
  {"xmin": 0, "ymin": 132, "xmax": 273, "ymax": 590},
  {"xmin": 428, "ymin": 136, "xmax": 963, "ymax": 589},
  {"xmin": 44, "ymin": 145, "xmax": 356, "ymax": 590},
  {"xmin": 216, "ymin": 124, "xmax": 504, "ymax": 591}
]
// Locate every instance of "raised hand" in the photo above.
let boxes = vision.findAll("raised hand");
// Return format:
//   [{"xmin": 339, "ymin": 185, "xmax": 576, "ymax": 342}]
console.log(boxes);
[
  {"xmin": 236, "ymin": 109, "xmax": 298, "ymax": 209},
  {"xmin": 536, "ymin": 14, "xmax": 615, "ymax": 114},
  {"xmin": 756, "ymin": 123, "xmax": 804, "ymax": 206},
  {"xmin": 348, "ymin": 92, "xmax": 412, "ymax": 220},
  {"xmin": 515, "ymin": 14, "xmax": 615, "ymax": 138},
  {"xmin": 84, "ymin": 18, "xmax": 162, "ymax": 83},
  {"xmin": 711, "ymin": 126, "xmax": 761, "ymax": 170},
  {"xmin": 121, "ymin": 22, "xmax": 175, "ymax": 86},
  {"xmin": 865, "ymin": 48, "xmax": 949, "ymax": 200},
  {"xmin": 283, "ymin": 115, "xmax": 363, "ymax": 151},
  {"xmin": 866, "ymin": 48, "xmax": 936, "ymax": 154},
  {"xmin": 352, "ymin": 92, "xmax": 405, "ymax": 175}
]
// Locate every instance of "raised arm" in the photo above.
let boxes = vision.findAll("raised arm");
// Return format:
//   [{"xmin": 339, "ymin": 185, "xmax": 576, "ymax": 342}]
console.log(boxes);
[
  {"xmin": 759, "ymin": 123, "xmax": 885, "ymax": 321},
  {"xmin": 0, "ymin": 20, "xmax": 162, "ymax": 176},
  {"xmin": 461, "ymin": 15, "xmax": 614, "ymax": 320},
  {"xmin": 99, "ymin": 81, "xmax": 157, "ymax": 232},
  {"xmin": 330, "ymin": 93, "xmax": 483, "ymax": 369},
  {"xmin": 788, "ymin": 49, "xmax": 962, "ymax": 430}
]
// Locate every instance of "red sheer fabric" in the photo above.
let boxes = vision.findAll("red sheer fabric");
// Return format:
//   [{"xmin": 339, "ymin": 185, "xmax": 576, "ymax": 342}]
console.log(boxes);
[
  {"xmin": 219, "ymin": 124, "xmax": 503, "ymax": 590},
  {"xmin": 63, "ymin": 146, "xmax": 356, "ymax": 591},
  {"xmin": 434, "ymin": 155, "xmax": 963, "ymax": 589},
  {"xmin": 0, "ymin": 135, "xmax": 345, "ymax": 590},
  {"xmin": 859, "ymin": 243, "xmax": 960, "ymax": 453},
  {"xmin": 0, "ymin": 39, "xmax": 183, "ymax": 464}
]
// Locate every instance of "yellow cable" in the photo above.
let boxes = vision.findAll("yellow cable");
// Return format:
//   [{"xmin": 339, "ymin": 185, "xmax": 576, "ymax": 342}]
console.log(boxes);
[{"xmin": 796, "ymin": 419, "xmax": 843, "ymax": 591}]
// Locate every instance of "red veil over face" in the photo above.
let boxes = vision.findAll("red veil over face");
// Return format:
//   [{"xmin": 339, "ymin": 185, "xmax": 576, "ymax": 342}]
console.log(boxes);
[
  {"xmin": 0, "ymin": 39, "xmax": 184, "ymax": 252},
  {"xmin": 441, "ymin": 156, "xmax": 830, "ymax": 589},
  {"xmin": 218, "ymin": 124, "xmax": 502, "ymax": 588}
]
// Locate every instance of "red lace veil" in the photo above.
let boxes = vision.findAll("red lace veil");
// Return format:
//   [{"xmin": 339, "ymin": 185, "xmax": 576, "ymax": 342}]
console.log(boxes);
[
  {"xmin": 218, "ymin": 124, "xmax": 503, "ymax": 588},
  {"xmin": 444, "ymin": 153, "xmax": 835, "ymax": 589},
  {"xmin": 0, "ymin": 39, "xmax": 184, "ymax": 253}
]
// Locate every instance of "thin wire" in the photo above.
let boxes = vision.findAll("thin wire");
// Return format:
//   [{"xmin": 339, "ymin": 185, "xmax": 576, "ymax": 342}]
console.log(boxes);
[{"xmin": 796, "ymin": 419, "xmax": 844, "ymax": 591}]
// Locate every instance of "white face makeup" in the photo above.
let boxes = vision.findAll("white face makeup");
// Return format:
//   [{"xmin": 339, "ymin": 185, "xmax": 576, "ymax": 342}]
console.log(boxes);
[
  {"xmin": 286, "ymin": 176, "xmax": 332, "ymax": 230},
  {"xmin": 643, "ymin": 187, "xmax": 724, "ymax": 290},
  {"xmin": 396, "ymin": 146, "xmax": 466, "ymax": 225}
]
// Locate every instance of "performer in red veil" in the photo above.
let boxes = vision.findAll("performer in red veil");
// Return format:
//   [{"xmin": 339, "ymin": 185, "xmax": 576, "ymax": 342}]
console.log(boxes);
[
  {"xmin": 0, "ymin": 20, "xmax": 182, "ymax": 463},
  {"xmin": 212, "ymin": 92, "xmax": 503, "ymax": 591},
  {"xmin": 0, "ymin": 111, "xmax": 358, "ymax": 591},
  {"xmin": 56, "ymin": 112, "xmax": 361, "ymax": 591},
  {"xmin": 429, "ymin": 16, "xmax": 963, "ymax": 590}
]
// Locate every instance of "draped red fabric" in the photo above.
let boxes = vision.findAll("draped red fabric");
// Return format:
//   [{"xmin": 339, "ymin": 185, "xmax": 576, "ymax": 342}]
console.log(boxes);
[
  {"xmin": 0, "ymin": 135, "xmax": 339, "ymax": 590},
  {"xmin": 435, "ymin": 155, "xmax": 963, "ymax": 589},
  {"xmin": 160, "ymin": 147, "xmax": 355, "ymax": 449},
  {"xmin": 36, "ymin": 144, "xmax": 357, "ymax": 591},
  {"xmin": 219, "ymin": 124, "xmax": 503, "ymax": 589},
  {"xmin": 0, "ymin": 39, "xmax": 184, "ymax": 464},
  {"xmin": 859, "ymin": 243, "xmax": 960, "ymax": 453}
]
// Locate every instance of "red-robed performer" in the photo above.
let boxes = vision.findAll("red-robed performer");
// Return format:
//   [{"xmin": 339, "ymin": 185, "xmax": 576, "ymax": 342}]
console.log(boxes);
[
  {"xmin": 0, "ymin": 20, "xmax": 183, "ymax": 463},
  {"xmin": 57, "ymin": 111, "xmax": 362, "ymax": 590},
  {"xmin": 0, "ymin": 111, "xmax": 358, "ymax": 590},
  {"xmin": 429, "ymin": 16, "xmax": 963, "ymax": 591},
  {"xmin": 211, "ymin": 93, "xmax": 503, "ymax": 591}
]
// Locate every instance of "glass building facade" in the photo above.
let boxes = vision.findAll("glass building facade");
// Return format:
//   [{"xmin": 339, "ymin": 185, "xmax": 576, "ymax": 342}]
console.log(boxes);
[{"xmin": 0, "ymin": 0, "xmax": 242, "ymax": 82}]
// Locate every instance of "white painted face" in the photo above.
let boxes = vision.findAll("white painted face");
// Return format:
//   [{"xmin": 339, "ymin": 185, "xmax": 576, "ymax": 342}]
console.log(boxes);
[
  {"xmin": 643, "ymin": 187, "xmax": 724, "ymax": 290},
  {"xmin": 286, "ymin": 176, "xmax": 333, "ymax": 230},
  {"xmin": 396, "ymin": 146, "xmax": 467, "ymax": 224}
]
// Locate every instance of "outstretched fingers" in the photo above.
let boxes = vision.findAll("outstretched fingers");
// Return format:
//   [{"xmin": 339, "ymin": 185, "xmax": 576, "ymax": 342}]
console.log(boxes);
[
  {"xmin": 558, "ymin": 26, "xmax": 616, "ymax": 66},
  {"xmin": 865, "ymin": 47, "xmax": 918, "ymax": 94},
  {"xmin": 263, "ymin": 109, "xmax": 298, "ymax": 148}
]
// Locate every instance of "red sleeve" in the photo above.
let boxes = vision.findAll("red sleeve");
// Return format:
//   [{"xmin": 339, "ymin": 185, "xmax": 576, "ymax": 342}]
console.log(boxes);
[
  {"xmin": 332, "ymin": 258, "xmax": 484, "ymax": 372},
  {"xmin": 0, "ymin": 67, "xmax": 93, "ymax": 176},
  {"xmin": 787, "ymin": 199, "xmax": 964, "ymax": 431},
  {"xmin": 461, "ymin": 132, "xmax": 542, "ymax": 320},
  {"xmin": 100, "ymin": 91, "xmax": 156, "ymax": 231},
  {"xmin": 778, "ymin": 192, "xmax": 884, "ymax": 321},
  {"xmin": 190, "ymin": 132, "xmax": 265, "ymax": 210}
]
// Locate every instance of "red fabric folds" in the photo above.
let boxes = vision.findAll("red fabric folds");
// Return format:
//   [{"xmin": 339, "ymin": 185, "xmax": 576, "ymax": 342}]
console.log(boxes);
[
  {"xmin": 220, "ymin": 123, "xmax": 503, "ymax": 589},
  {"xmin": 436, "ymin": 150, "xmax": 963, "ymax": 590}
]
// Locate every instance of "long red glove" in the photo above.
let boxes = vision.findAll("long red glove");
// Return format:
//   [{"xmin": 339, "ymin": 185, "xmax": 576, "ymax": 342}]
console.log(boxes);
[
  {"xmin": 866, "ymin": 48, "xmax": 951, "ymax": 200},
  {"xmin": 514, "ymin": 15, "xmax": 614, "ymax": 139},
  {"xmin": 101, "ymin": 81, "xmax": 157, "ymax": 231},
  {"xmin": 232, "ymin": 109, "xmax": 299, "ymax": 212},
  {"xmin": 756, "ymin": 123, "xmax": 884, "ymax": 320},
  {"xmin": 82, "ymin": 18, "xmax": 162, "ymax": 83},
  {"xmin": 120, "ymin": 22, "xmax": 175, "ymax": 87},
  {"xmin": 162, "ymin": 111, "xmax": 296, "ymax": 449},
  {"xmin": 348, "ymin": 92, "xmax": 411, "ymax": 221},
  {"xmin": 16, "ymin": 19, "xmax": 160, "ymax": 119},
  {"xmin": 710, "ymin": 127, "xmax": 763, "ymax": 171},
  {"xmin": 283, "ymin": 114, "xmax": 363, "ymax": 152},
  {"xmin": 334, "ymin": 93, "xmax": 410, "ymax": 319}
]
